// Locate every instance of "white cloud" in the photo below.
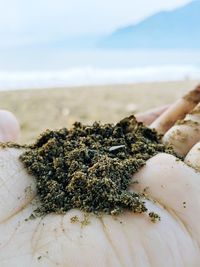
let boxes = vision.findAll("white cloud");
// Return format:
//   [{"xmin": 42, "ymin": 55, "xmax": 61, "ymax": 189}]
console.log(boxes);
[{"xmin": 0, "ymin": 0, "xmax": 192, "ymax": 45}]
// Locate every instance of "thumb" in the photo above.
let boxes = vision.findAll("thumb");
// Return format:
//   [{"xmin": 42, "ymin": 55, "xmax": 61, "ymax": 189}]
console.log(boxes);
[{"xmin": 0, "ymin": 110, "xmax": 20, "ymax": 142}]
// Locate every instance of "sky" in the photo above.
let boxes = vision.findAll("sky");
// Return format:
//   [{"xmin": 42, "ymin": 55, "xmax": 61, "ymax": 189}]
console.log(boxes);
[{"xmin": 0, "ymin": 0, "xmax": 192, "ymax": 46}]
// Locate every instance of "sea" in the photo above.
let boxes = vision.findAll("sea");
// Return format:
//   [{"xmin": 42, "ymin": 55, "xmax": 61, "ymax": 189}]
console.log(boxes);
[{"xmin": 0, "ymin": 49, "xmax": 200, "ymax": 90}]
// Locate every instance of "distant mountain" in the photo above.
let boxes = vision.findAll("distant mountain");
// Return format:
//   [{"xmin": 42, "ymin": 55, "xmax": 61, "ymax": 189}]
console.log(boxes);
[{"xmin": 99, "ymin": 1, "xmax": 200, "ymax": 49}]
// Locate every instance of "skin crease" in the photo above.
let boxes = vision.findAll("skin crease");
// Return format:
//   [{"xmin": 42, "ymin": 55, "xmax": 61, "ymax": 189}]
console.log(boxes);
[{"xmin": 1, "ymin": 108, "xmax": 200, "ymax": 267}]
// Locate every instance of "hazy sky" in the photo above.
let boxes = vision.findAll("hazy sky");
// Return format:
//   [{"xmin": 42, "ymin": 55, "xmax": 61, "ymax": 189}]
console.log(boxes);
[{"xmin": 0, "ymin": 0, "xmax": 192, "ymax": 45}]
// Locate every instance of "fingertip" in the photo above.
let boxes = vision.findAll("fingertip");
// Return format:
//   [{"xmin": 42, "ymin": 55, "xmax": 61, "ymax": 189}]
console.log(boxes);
[
  {"xmin": 163, "ymin": 103, "xmax": 200, "ymax": 157},
  {"xmin": 0, "ymin": 110, "xmax": 20, "ymax": 142},
  {"xmin": 185, "ymin": 142, "xmax": 200, "ymax": 171},
  {"xmin": 135, "ymin": 105, "xmax": 170, "ymax": 126}
]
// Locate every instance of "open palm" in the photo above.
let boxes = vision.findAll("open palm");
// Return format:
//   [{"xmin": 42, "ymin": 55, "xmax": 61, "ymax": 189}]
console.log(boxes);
[{"xmin": 1, "ymin": 105, "xmax": 200, "ymax": 267}]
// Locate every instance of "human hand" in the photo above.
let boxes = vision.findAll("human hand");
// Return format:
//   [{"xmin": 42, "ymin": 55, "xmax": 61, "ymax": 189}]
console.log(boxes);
[{"xmin": 1, "ymin": 95, "xmax": 200, "ymax": 267}]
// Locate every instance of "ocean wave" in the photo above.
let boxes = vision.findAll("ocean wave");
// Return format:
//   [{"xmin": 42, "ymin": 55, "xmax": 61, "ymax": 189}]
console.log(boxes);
[{"xmin": 0, "ymin": 65, "xmax": 199, "ymax": 90}]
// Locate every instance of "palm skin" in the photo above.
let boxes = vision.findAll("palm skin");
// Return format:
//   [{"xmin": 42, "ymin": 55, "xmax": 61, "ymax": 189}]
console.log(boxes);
[{"xmin": 1, "ymin": 148, "xmax": 200, "ymax": 267}]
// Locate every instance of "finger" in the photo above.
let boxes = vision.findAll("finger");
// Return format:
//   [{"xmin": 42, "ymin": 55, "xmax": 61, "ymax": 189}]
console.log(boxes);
[
  {"xmin": 150, "ymin": 85, "xmax": 200, "ymax": 134},
  {"xmin": 0, "ymin": 110, "xmax": 20, "ymax": 142},
  {"xmin": 163, "ymin": 103, "xmax": 200, "ymax": 157},
  {"xmin": 133, "ymin": 153, "xmax": 200, "ymax": 239},
  {"xmin": 135, "ymin": 105, "xmax": 169, "ymax": 126},
  {"xmin": 0, "ymin": 148, "xmax": 36, "ymax": 223},
  {"xmin": 185, "ymin": 142, "xmax": 200, "ymax": 171}
]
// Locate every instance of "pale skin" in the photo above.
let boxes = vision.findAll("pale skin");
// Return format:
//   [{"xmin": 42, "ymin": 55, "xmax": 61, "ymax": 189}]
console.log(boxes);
[{"xmin": 1, "ymin": 103, "xmax": 200, "ymax": 267}]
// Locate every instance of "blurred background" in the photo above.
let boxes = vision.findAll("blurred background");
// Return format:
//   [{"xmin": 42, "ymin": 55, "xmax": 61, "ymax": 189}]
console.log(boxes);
[{"xmin": 0, "ymin": 0, "xmax": 199, "ymax": 142}]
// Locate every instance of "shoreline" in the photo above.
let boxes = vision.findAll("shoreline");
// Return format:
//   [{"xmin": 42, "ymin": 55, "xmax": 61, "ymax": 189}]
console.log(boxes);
[
  {"xmin": 0, "ymin": 78, "xmax": 197, "ymax": 93},
  {"xmin": 0, "ymin": 80, "xmax": 199, "ymax": 143},
  {"xmin": 0, "ymin": 63, "xmax": 199, "ymax": 91}
]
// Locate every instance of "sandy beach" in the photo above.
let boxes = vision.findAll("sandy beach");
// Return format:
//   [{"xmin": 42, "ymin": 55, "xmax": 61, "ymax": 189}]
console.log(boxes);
[{"xmin": 0, "ymin": 80, "xmax": 199, "ymax": 143}]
